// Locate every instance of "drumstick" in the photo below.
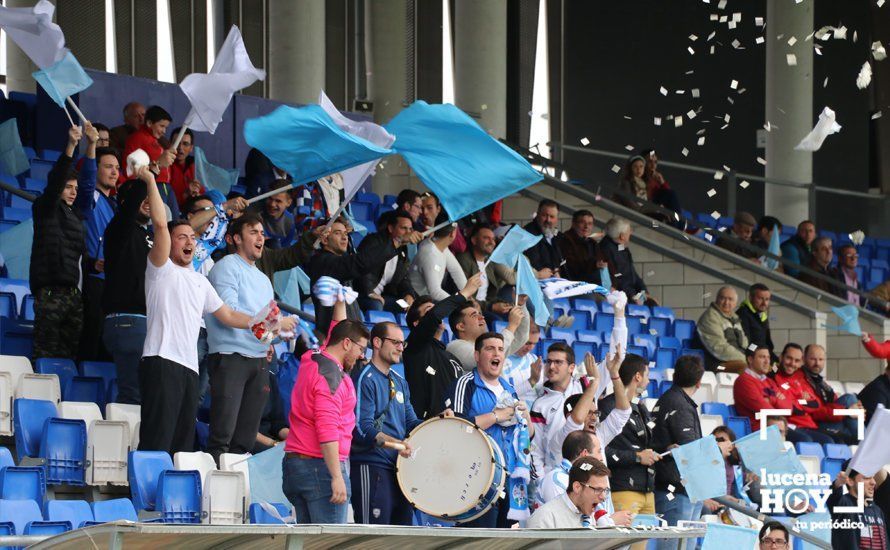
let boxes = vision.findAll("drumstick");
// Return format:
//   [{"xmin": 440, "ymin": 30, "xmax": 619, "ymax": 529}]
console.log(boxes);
[
  {"xmin": 384, "ymin": 441, "xmax": 407, "ymax": 451},
  {"xmin": 659, "ymin": 450, "xmax": 672, "ymax": 457}
]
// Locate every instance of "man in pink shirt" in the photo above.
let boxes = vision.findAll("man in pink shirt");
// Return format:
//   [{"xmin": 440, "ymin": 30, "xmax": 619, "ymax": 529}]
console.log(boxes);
[{"xmin": 283, "ymin": 297, "xmax": 370, "ymax": 523}]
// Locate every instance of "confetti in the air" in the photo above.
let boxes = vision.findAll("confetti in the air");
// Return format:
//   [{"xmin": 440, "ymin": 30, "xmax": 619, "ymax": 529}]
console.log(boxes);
[
  {"xmin": 756, "ymin": 36, "xmax": 765, "ymax": 45},
  {"xmin": 740, "ymin": 180, "xmax": 750, "ymax": 189},
  {"xmin": 786, "ymin": 54, "xmax": 798, "ymax": 66},
  {"xmin": 689, "ymin": 34, "xmax": 698, "ymax": 41},
  {"xmin": 675, "ymin": 116, "xmax": 683, "ymax": 127},
  {"xmin": 714, "ymin": 171, "xmax": 724, "ymax": 180},
  {"xmin": 698, "ymin": 136, "xmax": 706, "ymax": 146},
  {"xmin": 580, "ymin": 137, "xmax": 590, "ymax": 146},
  {"xmin": 688, "ymin": 47, "xmax": 695, "ymax": 55},
  {"xmin": 757, "ymin": 157, "xmax": 767, "ymax": 165},
  {"xmin": 707, "ymin": 188, "xmax": 717, "ymax": 197},
  {"xmin": 873, "ymin": 41, "xmax": 888, "ymax": 61},
  {"xmin": 872, "ymin": 111, "xmax": 883, "ymax": 120},
  {"xmin": 710, "ymin": 211, "xmax": 721, "ymax": 220},
  {"xmin": 788, "ymin": 37, "xmax": 798, "ymax": 46},
  {"xmin": 687, "ymin": 110, "xmax": 697, "ymax": 119},
  {"xmin": 660, "ymin": 86, "xmax": 669, "ymax": 96},
  {"xmin": 730, "ymin": 79, "xmax": 739, "ymax": 89},
  {"xmin": 681, "ymin": 147, "xmax": 689, "ymax": 157},
  {"xmin": 612, "ymin": 164, "xmax": 621, "ymax": 173},
  {"xmin": 625, "ymin": 144, "xmax": 635, "ymax": 151},
  {"xmin": 692, "ymin": 88, "xmax": 701, "ymax": 98},
  {"xmin": 654, "ymin": 117, "xmax": 662, "ymax": 126},
  {"xmin": 857, "ymin": 62, "xmax": 872, "ymax": 89}
]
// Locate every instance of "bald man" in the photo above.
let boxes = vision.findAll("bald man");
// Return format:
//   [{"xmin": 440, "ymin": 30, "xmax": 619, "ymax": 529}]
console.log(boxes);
[{"xmin": 800, "ymin": 344, "xmax": 862, "ymax": 443}]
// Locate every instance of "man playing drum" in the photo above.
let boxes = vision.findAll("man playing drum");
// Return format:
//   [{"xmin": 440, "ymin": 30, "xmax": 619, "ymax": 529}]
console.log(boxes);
[{"xmin": 448, "ymin": 332, "xmax": 536, "ymax": 528}]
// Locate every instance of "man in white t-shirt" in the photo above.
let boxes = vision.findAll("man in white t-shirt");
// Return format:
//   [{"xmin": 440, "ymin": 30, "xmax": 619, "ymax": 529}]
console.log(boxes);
[{"xmin": 137, "ymin": 167, "xmax": 256, "ymax": 455}]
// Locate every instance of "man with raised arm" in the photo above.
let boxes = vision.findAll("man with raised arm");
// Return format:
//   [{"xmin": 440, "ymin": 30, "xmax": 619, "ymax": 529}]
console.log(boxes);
[{"xmin": 138, "ymin": 167, "xmax": 255, "ymax": 455}]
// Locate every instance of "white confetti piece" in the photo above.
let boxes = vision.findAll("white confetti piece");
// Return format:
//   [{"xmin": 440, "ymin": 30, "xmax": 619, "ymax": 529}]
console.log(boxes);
[
  {"xmin": 798, "ymin": 399, "xmax": 808, "ymax": 405},
  {"xmin": 691, "ymin": 88, "xmax": 701, "ymax": 98},
  {"xmin": 481, "ymin": 104, "xmax": 488, "ymax": 110},
  {"xmin": 666, "ymin": 493, "xmax": 675, "ymax": 501},
  {"xmin": 698, "ymin": 136, "xmax": 706, "ymax": 146},
  {"xmin": 710, "ymin": 211, "xmax": 721, "ymax": 220},
  {"xmin": 647, "ymin": 421, "xmax": 656, "ymax": 429},
  {"xmin": 731, "ymin": 39, "xmax": 741, "ymax": 49},
  {"xmin": 687, "ymin": 110, "xmax": 697, "ymax": 119},
  {"xmin": 764, "ymin": 121, "xmax": 772, "ymax": 132},
  {"xmin": 873, "ymin": 41, "xmax": 887, "ymax": 61},
  {"xmin": 781, "ymin": 382, "xmax": 790, "ymax": 390},
  {"xmin": 824, "ymin": 77, "xmax": 829, "ymax": 88},
  {"xmin": 786, "ymin": 53, "xmax": 797, "ymax": 66},
  {"xmin": 611, "ymin": 164, "xmax": 621, "ymax": 174},
  {"xmin": 872, "ymin": 111, "xmax": 883, "ymax": 120},
  {"xmin": 730, "ymin": 79, "xmax": 739, "ymax": 89},
  {"xmin": 426, "ymin": 366, "xmax": 436, "ymax": 375},
  {"xmin": 728, "ymin": 21, "xmax": 737, "ymax": 30},
  {"xmin": 707, "ymin": 188, "xmax": 717, "ymax": 197},
  {"xmin": 467, "ymin": 426, "xmax": 475, "ymax": 433},
  {"xmin": 625, "ymin": 144, "xmax": 634, "ymax": 151},
  {"xmin": 703, "ymin": 292, "xmax": 713, "ymax": 299},
  {"xmin": 834, "ymin": 26, "xmax": 847, "ymax": 40},
  {"xmin": 612, "ymin": 454, "xmax": 620, "ymax": 462},
  {"xmin": 757, "ymin": 157, "xmax": 767, "ymax": 165},
  {"xmin": 689, "ymin": 34, "xmax": 698, "ymax": 41},
  {"xmin": 646, "ymin": 270, "xmax": 655, "ymax": 277},
  {"xmin": 668, "ymin": 484, "xmax": 676, "ymax": 493},
  {"xmin": 756, "ymin": 36, "xmax": 765, "ymax": 45},
  {"xmin": 740, "ymin": 180, "xmax": 750, "ymax": 189},
  {"xmin": 660, "ymin": 86, "xmax": 668, "ymax": 96},
  {"xmin": 674, "ymin": 116, "xmax": 683, "ymax": 127},
  {"xmin": 675, "ymin": 89, "xmax": 685, "ymax": 94},
  {"xmin": 880, "ymin": 0, "xmax": 886, "ymax": 7},
  {"xmin": 755, "ymin": 16, "xmax": 764, "ymax": 26},
  {"xmin": 724, "ymin": 114, "xmax": 731, "ymax": 123},
  {"xmin": 580, "ymin": 462, "xmax": 593, "ymax": 471},
  {"xmin": 688, "ymin": 46, "xmax": 695, "ymax": 55},
  {"xmin": 714, "ymin": 171, "xmax": 724, "ymax": 180},
  {"xmin": 787, "ymin": 36, "xmax": 798, "ymax": 46},
  {"xmin": 681, "ymin": 147, "xmax": 689, "ymax": 157},
  {"xmin": 580, "ymin": 137, "xmax": 590, "ymax": 146},
  {"xmin": 654, "ymin": 117, "xmax": 662, "ymax": 126}
]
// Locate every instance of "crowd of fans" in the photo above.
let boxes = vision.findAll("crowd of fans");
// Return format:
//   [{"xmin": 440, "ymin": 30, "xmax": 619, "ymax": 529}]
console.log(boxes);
[{"xmin": 12, "ymin": 100, "xmax": 890, "ymax": 547}]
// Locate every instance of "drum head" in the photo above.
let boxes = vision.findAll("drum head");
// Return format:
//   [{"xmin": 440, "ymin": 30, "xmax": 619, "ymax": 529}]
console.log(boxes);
[{"xmin": 396, "ymin": 416, "xmax": 499, "ymax": 518}]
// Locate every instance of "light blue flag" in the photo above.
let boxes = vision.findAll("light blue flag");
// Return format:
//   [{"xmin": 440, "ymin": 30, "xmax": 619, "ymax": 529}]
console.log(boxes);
[
  {"xmin": 701, "ymin": 523, "xmax": 759, "ymax": 550},
  {"xmin": 193, "ymin": 146, "xmax": 239, "ymax": 196},
  {"xmin": 344, "ymin": 209, "xmax": 368, "ymax": 236},
  {"xmin": 31, "ymin": 51, "xmax": 93, "ymax": 108},
  {"xmin": 670, "ymin": 435, "xmax": 727, "ymax": 502},
  {"xmin": 763, "ymin": 226, "xmax": 782, "ymax": 271},
  {"xmin": 517, "ymin": 254, "xmax": 550, "ymax": 327},
  {"xmin": 599, "ymin": 266, "xmax": 612, "ymax": 291},
  {"xmin": 273, "ymin": 266, "xmax": 310, "ymax": 307},
  {"xmin": 0, "ymin": 119, "xmax": 31, "ymax": 176},
  {"xmin": 0, "ymin": 218, "xmax": 33, "ymax": 280},
  {"xmin": 735, "ymin": 425, "xmax": 807, "ymax": 478},
  {"xmin": 385, "ymin": 101, "xmax": 543, "ymax": 221},
  {"xmin": 488, "ymin": 225, "xmax": 542, "ymax": 268},
  {"xmin": 246, "ymin": 442, "xmax": 288, "ymax": 505},
  {"xmin": 795, "ymin": 512, "xmax": 832, "ymax": 550},
  {"xmin": 826, "ymin": 304, "xmax": 861, "ymax": 336},
  {"xmin": 244, "ymin": 104, "xmax": 393, "ymax": 186}
]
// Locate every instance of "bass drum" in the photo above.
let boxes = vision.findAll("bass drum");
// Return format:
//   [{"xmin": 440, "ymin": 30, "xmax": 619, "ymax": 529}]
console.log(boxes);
[{"xmin": 396, "ymin": 416, "xmax": 506, "ymax": 523}]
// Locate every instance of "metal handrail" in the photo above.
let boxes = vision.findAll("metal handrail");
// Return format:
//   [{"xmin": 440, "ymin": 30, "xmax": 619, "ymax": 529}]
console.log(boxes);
[{"xmin": 0, "ymin": 180, "xmax": 38, "ymax": 202}]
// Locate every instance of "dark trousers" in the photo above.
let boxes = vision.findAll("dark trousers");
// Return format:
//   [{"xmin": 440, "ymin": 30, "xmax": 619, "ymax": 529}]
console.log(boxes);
[
  {"xmin": 138, "ymin": 356, "xmax": 199, "ymax": 455},
  {"xmin": 78, "ymin": 276, "xmax": 108, "ymax": 361},
  {"xmin": 33, "ymin": 287, "xmax": 83, "ymax": 360},
  {"xmin": 103, "ymin": 315, "xmax": 146, "ymax": 405},
  {"xmin": 785, "ymin": 427, "xmax": 836, "ymax": 445},
  {"xmin": 460, "ymin": 497, "xmax": 510, "ymax": 528},
  {"xmin": 350, "ymin": 463, "xmax": 414, "ymax": 526},
  {"xmin": 207, "ymin": 353, "xmax": 269, "ymax": 465}
]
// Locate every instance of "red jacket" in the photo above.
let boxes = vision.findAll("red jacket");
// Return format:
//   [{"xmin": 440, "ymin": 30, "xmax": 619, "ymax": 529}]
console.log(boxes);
[
  {"xmin": 169, "ymin": 160, "xmax": 199, "ymax": 207},
  {"xmin": 733, "ymin": 370, "xmax": 810, "ymax": 428},
  {"xmin": 796, "ymin": 369, "xmax": 845, "ymax": 423},
  {"xmin": 122, "ymin": 126, "xmax": 170, "ymax": 184},
  {"xmin": 864, "ymin": 336, "xmax": 890, "ymax": 360},
  {"xmin": 771, "ymin": 369, "xmax": 824, "ymax": 429}
]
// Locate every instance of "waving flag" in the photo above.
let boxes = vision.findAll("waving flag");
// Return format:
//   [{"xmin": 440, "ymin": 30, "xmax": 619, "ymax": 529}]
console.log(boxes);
[
  {"xmin": 0, "ymin": 219, "xmax": 33, "ymax": 280},
  {"xmin": 32, "ymin": 51, "xmax": 93, "ymax": 108},
  {"xmin": 762, "ymin": 226, "xmax": 782, "ymax": 271},
  {"xmin": 0, "ymin": 119, "xmax": 31, "ymax": 176},
  {"xmin": 541, "ymin": 278, "xmax": 608, "ymax": 300},
  {"xmin": 0, "ymin": 0, "xmax": 65, "ymax": 69},
  {"xmin": 385, "ymin": 101, "xmax": 542, "ymax": 221},
  {"xmin": 318, "ymin": 90, "xmax": 395, "ymax": 211},
  {"xmin": 735, "ymin": 425, "xmax": 806, "ymax": 477},
  {"xmin": 517, "ymin": 255, "xmax": 550, "ymax": 327},
  {"xmin": 180, "ymin": 26, "xmax": 265, "ymax": 134},
  {"xmin": 487, "ymin": 225, "xmax": 542, "ymax": 268},
  {"xmin": 670, "ymin": 435, "xmax": 727, "ymax": 501},
  {"xmin": 849, "ymin": 405, "xmax": 890, "ymax": 477},
  {"xmin": 244, "ymin": 105, "xmax": 393, "ymax": 186},
  {"xmin": 273, "ymin": 266, "xmax": 310, "ymax": 308},
  {"xmin": 826, "ymin": 304, "xmax": 861, "ymax": 336},
  {"xmin": 193, "ymin": 146, "xmax": 239, "ymax": 196},
  {"xmin": 701, "ymin": 524, "xmax": 758, "ymax": 550}
]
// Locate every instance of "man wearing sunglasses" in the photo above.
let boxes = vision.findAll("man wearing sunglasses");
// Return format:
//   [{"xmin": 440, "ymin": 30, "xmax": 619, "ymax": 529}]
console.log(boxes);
[
  {"xmin": 350, "ymin": 322, "xmax": 425, "ymax": 525},
  {"xmin": 527, "ymin": 456, "xmax": 613, "ymax": 528}
]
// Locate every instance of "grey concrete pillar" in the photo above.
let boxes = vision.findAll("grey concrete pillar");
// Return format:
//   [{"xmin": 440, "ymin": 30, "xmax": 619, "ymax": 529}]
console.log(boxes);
[
  {"xmin": 765, "ymin": 0, "xmax": 814, "ymax": 223},
  {"xmin": 5, "ymin": 0, "xmax": 44, "ymax": 93},
  {"xmin": 453, "ymin": 0, "xmax": 507, "ymax": 138},
  {"xmin": 268, "ymin": 0, "xmax": 325, "ymax": 105},
  {"xmin": 367, "ymin": 0, "xmax": 412, "ymax": 197}
]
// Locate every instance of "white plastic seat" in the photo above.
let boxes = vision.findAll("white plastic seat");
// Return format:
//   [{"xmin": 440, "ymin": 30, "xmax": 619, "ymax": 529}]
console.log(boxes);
[
  {"xmin": 826, "ymin": 380, "xmax": 845, "ymax": 396},
  {"xmin": 799, "ymin": 455, "xmax": 821, "ymax": 476},
  {"xmin": 174, "ymin": 451, "xmax": 217, "ymax": 489},
  {"xmin": 59, "ymin": 401, "xmax": 103, "ymax": 424},
  {"xmin": 202, "ymin": 470, "xmax": 246, "ymax": 524},
  {"xmin": 717, "ymin": 372, "xmax": 739, "ymax": 387},
  {"xmin": 715, "ymin": 385, "xmax": 734, "ymax": 405},
  {"xmin": 665, "ymin": 368, "xmax": 674, "ymax": 382},
  {"xmin": 699, "ymin": 414, "xmax": 724, "ymax": 437},
  {"xmin": 219, "ymin": 453, "xmax": 252, "ymax": 503},
  {"xmin": 106, "ymin": 403, "xmax": 141, "ymax": 450},
  {"xmin": 0, "ymin": 355, "xmax": 33, "ymax": 392},
  {"xmin": 16, "ymin": 373, "xmax": 61, "ymax": 403},
  {"xmin": 0, "ymin": 372, "xmax": 13, "ymax": 436},
  {"xmin": 692, "ymin": 385, "xmax": 714, "ymax": 406},
  {"xmin": 87, "ymin": 420, "xmax": 131, "ymax": 486},
  {"xmin": 700, "ymin": 371, "xmax": 718, "ymax": 392},
  {"xmin": 843, "ymin": 382, "xmax": 864, "ymax": 395}
]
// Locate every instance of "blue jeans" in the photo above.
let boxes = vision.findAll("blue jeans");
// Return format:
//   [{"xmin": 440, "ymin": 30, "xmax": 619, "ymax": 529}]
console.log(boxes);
[
  {"xmin": 282, "ymin": 456, "xmax": 351, "ymax": 524},
  {"xmin": 102, "ymin": 315, "xmax": 146, "ymax": 405},
  {"xmin": 654, "ymin": 490, "xmax": 703, "ymax": 550}
]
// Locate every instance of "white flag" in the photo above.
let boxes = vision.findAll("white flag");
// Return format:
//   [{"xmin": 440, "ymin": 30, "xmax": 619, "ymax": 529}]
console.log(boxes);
[
  {"xmin": 0, "ymin": 0, "xmax": 66, "ymax": 69},
  {"xmin": 318, "ymin": 90, "xmax": 395, "ymax": 210},
  {"xmin": 794, "ymin": 107, "xmax": 842, "ymax": 152},
  {"xmin": 848, "ymin": 405, "xmax": 890, "ymax": 477},
  {"xmin": 179, "ymin": 26, "xmax": 266, "ymax": 134}
]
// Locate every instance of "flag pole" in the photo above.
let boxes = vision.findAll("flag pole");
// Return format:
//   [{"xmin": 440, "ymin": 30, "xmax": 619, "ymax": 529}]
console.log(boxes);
[
  {"xmin": 65, "ymin": 97, "xmax": 87, "ymax": 123},
  {"xmin": 171, "ymin": 123, "xmax": 190, "ymax": 152},
  {"xmin": 246, "ymin": 181, "xmax": 298, "ymax": 205},
  {"xmin": 422, "ymin": 219, "xmax": 453, "ymax": 238}
]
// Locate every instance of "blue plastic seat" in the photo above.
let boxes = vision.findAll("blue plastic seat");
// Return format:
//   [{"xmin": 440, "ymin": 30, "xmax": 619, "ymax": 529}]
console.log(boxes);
[
  {"xmin": 0, "ymin": 292, "xmax": 15, "ymax": 318},
  {"xmin": 627, "ymin": 304, "xmax": 650, "ymax": 321},
  {"xmin": 35, "ymin": 358, "xmax": 78, "ymax": 395},
  {"xmin": 64, "ymin": 376, "xmax": 106, "ymax": 409},
  {"xmin": 2, "ymin": 207, "xmax": 30, "ymax": 222},
  {"xmin": 537, "ymin": 339, "xmax": 561, "ymax": 357},
  {"xmin": 680, "ymin": 348, "xmax": 705, "ymax": 364},
  {"xmin": 355, "ymin": 192, "xmax": 380, "ymax": 207},
  {"xmin": 654, "ymin": 348, "xmax": 676, "ymax": 372},
  {"xmin": 0, "ymin": 279, "xmax": 30, "ymax": 312},
  {"xmin": 551, "ymin": 298, "xmax": 571, "ymax": 318},
  {"xmin": 727, "ymin": 416, "xmax": 751, "ymax": 438},
  {"xmin": 0, "ymin": 447, "xmax": 13, "ymax": 470},
  {"xmin": 0, "ymin": 521, "xmax": 12, "ymax": 537},
  {"xmin": 673, "ymin": 319, "xmax": 696, "ymax": 341},
  {"xmin": 647, "ymin": 317, "xmax": 671, "ymax": 337},
  {"xmin": 0, "ymin": 317, "xmax": 34, "ymax": 357},
  {"xmin": 627, "ymin": 344, "xmax": 648, "ymax": 362},
  {"xmin": 646, "ymin": 380, "xmax": 660, "ymax": 399},
  {"xmin": 573, "ymin": 342, "xmax": 598, "ymax": 363},
  {"xmin": 349, "ymin": 201, "xmax": 373, "ymax": 220},
  {"xmin": 573, "ymin": 299, "xmax": 599, "ymax": 317},
  {"xmin": 0, "ymin": 467, "xmax": 46, "ymax": 502},
  {"xmin": 594, "ymin": 312, "xmax": 614, "ymax": 333},
  {"xmin": 40, "ymin": 418, "xmax": 87, "ymax": 485},
  {"xmin": 652, "ymin": 306, "xmax": 676, "ymax": 322},
  {"xmin": 549, "ymin": 327, "xmax": 575, "ymax": 346},
  {"xmin": 824, "ymin": 444, "xmax": 852, "ymax": 460},
  {"xmin": 20, "ymin": 294, "xmax": 35, "ymax": 321},
  {"xmin": 0, "ymin": 499, "xmax": 42, "ymax": 535},
  {"xmin": 658, "ymin": 380, "xmax": 673, "ymax": 396},
  {"xmin": 9, "ymin": 193, "xmax": 32, "ymax": 210},
  {"xmin": 658, "ymin": 336, "xmax": 682, "ymax": 350},
  {"xmin": 128, "ymin": 451, "xmax": 174, "ymax": 511},
  {"xmin": 13, "ymin": 398, "xmax": 57, "ymax": 461},
  {"xmin": 25, "ymin": 520, "xmax": 71, "ymax": 535},
  {"xmin": 156, "ymin": 470, "xmax": 202, "ymax": 524},
  {"xmin": 366, "ymin": 311, "xmax": 396, "ymax": 325},
  {"xmin": 24, "ymin": 177, "xmax": 47, "ymax": 194},
  {"xmin": 632, "ymin": 334, "xmax": 657, "ymax": 358},
  {"xmin": 795, "ymin": 442, "xmax": 825, "ymax": 460},
  {"xmin": 44, "ymin": 500, "xmax": 93, "ymax": 529},
  {"xmin": 625, "ymin": 316, "xmax": 643, "ymax": 335},
  {"xmin": 91, "ymin": 498, "xmax": 138, "ymax": 523},
  {"xmin": 701, "ymin": 402, "xmax": 730, "ymax": 423},
  {"xmin": 821, "ymin": 458, "xmax": 844, "ymax": 480},
  {"xmin": 249, "ymin": 502, "xmax": 294, "ymax": 524},
  {"xmin": 576, "ymin": 330, "xmax": 603, "ymax": 345},
  {"xmin": 80, "ymin": 361, "xmax": 116, "ymax": 395}
]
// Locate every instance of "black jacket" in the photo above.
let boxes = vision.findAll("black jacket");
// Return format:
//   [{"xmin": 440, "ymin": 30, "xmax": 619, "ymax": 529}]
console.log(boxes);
[
  {"xmin": 355, "ymin": 232, "xmax": 414, "ymax": 300},
  {"xmin": 403, "ymin": 293, "xmax": 467, "ymax": 419},
  {"xmin": 651, "ymin": 385, "xmax": 702, "ymax": 494},
  {"xmin": 599, "ymin": 393, "xmax": 654, "ymax": 493},
  {"xmin": 736, "ymin": 302, "xmax": 775, "ymax": 359},
  {"xmin": 103, "ymin": 180, "xmax": 151, "ymax": 315},
  {"xmin": 29, "ymin": 154, "xmax": 85, "ymax": 292},
  {"xmin": 828, "ymin": 488, "xmax": 888, "ymax": 549},
  {"xmin": 557, "ymin": 229, "xmax": 602, "ymax": 285},
  {"xmin": 860, "ymin": 373, "xmax": 890, "ymax": 425},
  {"xmin": 522, "ymin": 221, "xmax": 563, "ymax": 272},
  {"xmin": 307, "ymin": 240, "xmax": 398, "ymax": 334},
  {"xmin": 597, "ymin": 234, "xmax": 647, "ymax": 296}
]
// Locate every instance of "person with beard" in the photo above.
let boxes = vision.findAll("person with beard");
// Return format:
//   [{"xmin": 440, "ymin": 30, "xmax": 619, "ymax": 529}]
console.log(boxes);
[
  {"xmin": 445, "ymin": 299, "xmax": 528, "ymax": 372},
  {"xmin": 523, "ymin": 199, "xmax": 563, "ymax": 279},
  {"xmin": 138, "ymin": 167, "xmax": 254, "ymax": 455},
  {"xmin": 527, "ymin": 456, "xmax": 615, "ymax": 528},
  {"xmin": 420, "ymin": 192, "xmax": 466, "ymax": 254},
  {"xmin": 205, "ymin": 214, "xmax": 297, "ymax": 465},
  {"xmin": 355, "ymin": 210, "xmax": 418, "ymax": 313},
  {"xmin": 768, "ymin": 343, "xmax": 836, "ymax": 444},
  {"xmin": 284, "ymin": 297, "xmax": 368, "ymax": 524},
  {"xmin": 557, "ymin": 210, "xmax": 605, "ymax": 285},
  {"xmin": 350, "ymin": 322, "xmax": 424, "ymax": 525},
  {"xmin": 257, "ymin": 185, "xmax": 296, "ymax": 249},
  {"xmin": 799, "ymin": 344, "xmax": 861, "ymax": 443},
  {"xmin": 456, "ymin": 223, "xmax": 516, "ymax": 314}
]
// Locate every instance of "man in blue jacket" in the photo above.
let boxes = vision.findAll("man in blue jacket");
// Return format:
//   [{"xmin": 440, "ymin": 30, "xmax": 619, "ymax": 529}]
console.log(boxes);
[{"xmin": 351, "ymin": 322, "xmax": 423, "ymax": 525}]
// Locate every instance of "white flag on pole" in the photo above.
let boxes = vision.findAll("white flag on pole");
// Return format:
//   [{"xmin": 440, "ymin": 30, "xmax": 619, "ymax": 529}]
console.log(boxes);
[
  {"xmin": 0, "ymin": 0, "xmax": 65, "ymax": 70},
  {"xmin": 318, "ymin": 90, "xmax": 396, "ymax": 209},
  {"xmin": 848, "ymin": 404, "xmax": 890, "ymax": 477},
  {"xmin": 794, "ymin": 106, "xmax": 842, "ymax": 152},
  {"xmin": 179, "ymin": 26, "xmax": 266, "ymax": 134}
]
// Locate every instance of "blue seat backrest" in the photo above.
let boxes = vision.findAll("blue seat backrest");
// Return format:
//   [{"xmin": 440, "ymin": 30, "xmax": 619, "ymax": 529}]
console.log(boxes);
[
  {"xmin": 0, "ymin": 448, "xmax": 13, "ymax": 470},
  {"xmin": 673, "ymin": 319, "xmax": 696, "ymax": 341},
  {"xmin": 249, "ymin": 502, "xmax": 293, "ymax": 524},
  {"xmin": 0, "ymin": 293, "xmax": 15, "ymax": 318},
  {"xmin": 40, "ymin": 418, "xmax": 87, "ymax": 485},
  {"xmin": 701, "ymin": 402, "xmax": 730, "ymax": 423},
  {"xmin": 24, "ymin": 520, "xmax": 71, "ymax": 535},
  {"xmin": 44, "ymin": 500, "xmax": 93, "ymax": 529},
  {"xmin": 576, "ymin": 330, "xmax": 603, "ymax": 345},
  {"xmin": 13, "ymin": 399, "xmax": 57, "ymax": 461},
  {"xmin": 647, "ymin": 317, "xmax": 671, "ymax": 337},
  {"xmin": 0, "ymin": 499, "xmax": 42, "ymax": 534},
  {"xmin": 34, "ymin": 358, "xmax": 77, "ymax": 394},
  {"xmin": 156, "ymin": 470, "xmax": 202, "ymax": 524},
  {"xmin": 91, "ymin": 498, "xmax": 138, "ymax": 523},
  {"xmin": 0, "ymin": 467, "xmax": 46, "ymax": 502},
  {"xmin": 64, "ymin": 376, "xmax": 106, "ymax": 409},
  {"xmin": 80, "ymin": 361, "xmax": 116, "ymax": 393},
  {"xmin": 128, "ymin": 451, "xmax": 174, "ymax": 511}
]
